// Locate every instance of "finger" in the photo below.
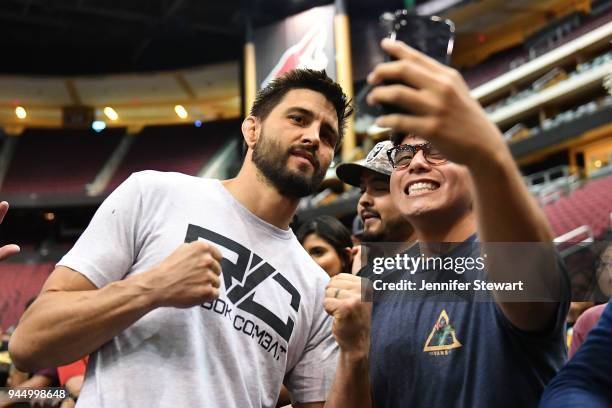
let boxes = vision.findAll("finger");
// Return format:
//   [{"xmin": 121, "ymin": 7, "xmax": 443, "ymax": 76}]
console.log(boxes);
[
  {"xmin": 0, "ymin": 244, "xmax": 20, "ymax": 261},
  {"xmin": 207, "ymin": 287, "xmax": 220, "ymax": 300},
  {"xmin": 333, "ymin": 273, "xmax": 364, "ymax": 283},
  {"xmin": 325, "ymin": 287, "xmax": 356, "ymax": 300},
  {"xmin": 206, "ymin": 258, "xmax": 222, "ymax": 276},
  {"xmin": 323, "ymin": 297, "xmax": 343, "ymax": 316},
  {"xmin": 208, "ymin": 272, "xmax": 221, "ymax": 288},
  {"xmin": 375, "ymin": 114, "xmax": 439, "ymax": 140},
  {"xmin": 326, "ymin": 278, "xmax": 358, "ymax": 291},
  {"xmin": 325, "ymin": 286, "xmax": 361, "ymax": 300},
  {"xmin": 207, "ymin": 244, "xmax": 224, "ymax": 262},
  {"xmin": 367, "ymin": 84, "xmax": 434, "ymax": 116},
  {"xmin": 381, "ymin": 38, "xmax": 444, "ymax": 74},
  {"xmin": 0, "ymin": 201, "xmax": 8, "ymax": 224},
  {"xmin": 367, "ymin": 59, "xmax": 437, "ymax": 90}
]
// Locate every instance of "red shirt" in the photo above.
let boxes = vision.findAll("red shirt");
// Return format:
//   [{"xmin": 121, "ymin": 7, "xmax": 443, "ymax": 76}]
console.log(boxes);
[
  {"xmin": 569, "ymin": 304, "xmax": 606, "ymax": 358},
  {"xmin": 57, "ymin": 356, "xmax": 89, "ymax": 386}
]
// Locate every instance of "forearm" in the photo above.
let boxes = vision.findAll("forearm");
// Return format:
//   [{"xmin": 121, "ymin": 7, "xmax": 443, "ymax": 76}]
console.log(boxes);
[
  {"xmin": 470, "ymin": 147, "xmax": 552, "ymax": 243},
  {"xmin": 469, "ymin": 148, "xmax": 560, "ymax": 329},
  {"xmin": 10, "ymin": 274, "xmax": 158, "ymax": 371},
  {"xmin": 325, "ymin": 350, "xmax": 371, "ymax": 408}
]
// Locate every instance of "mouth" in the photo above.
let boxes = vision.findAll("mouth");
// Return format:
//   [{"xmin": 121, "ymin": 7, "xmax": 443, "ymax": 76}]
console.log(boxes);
[
  {"xmin": 290, "ymin": 149, "xmax": 316, "ymax": 168},
  {"xmin": 404, "ymin": 180, "xmax": 441, "ymax": 196},
  {"xmin": 361, "ymin": 211, "xmax": 380, "ymax": 225}
]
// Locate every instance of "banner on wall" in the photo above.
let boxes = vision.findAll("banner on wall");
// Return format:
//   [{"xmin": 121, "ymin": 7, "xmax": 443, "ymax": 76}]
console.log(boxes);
[{"xmin": 253, "ymin": 5, "xmax": 337, "ymax": 90}]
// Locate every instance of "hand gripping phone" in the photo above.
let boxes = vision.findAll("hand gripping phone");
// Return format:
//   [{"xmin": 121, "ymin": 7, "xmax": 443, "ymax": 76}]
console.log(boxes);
[{"xmin": 371, "ymin": 10, "xmax": 455, "ymax": 115}]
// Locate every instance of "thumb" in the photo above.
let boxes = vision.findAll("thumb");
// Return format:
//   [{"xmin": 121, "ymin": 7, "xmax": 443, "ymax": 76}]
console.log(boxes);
[{"xmin": 0, "ymin": 244, "xmax": 20, "ymax": 261}]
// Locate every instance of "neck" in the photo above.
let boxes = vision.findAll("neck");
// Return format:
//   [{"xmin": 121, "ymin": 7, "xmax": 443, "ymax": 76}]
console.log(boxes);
[
  {"xmin": 222, "ymin": 162, "xmax": 299, "ymax": 230},
  {"xmin": 387, "ymin": 229, "xmax": 418, "ymax": 255},
  {"xmin": 413, "ymin": 210, "xmax": 476, "ymax": 244}
]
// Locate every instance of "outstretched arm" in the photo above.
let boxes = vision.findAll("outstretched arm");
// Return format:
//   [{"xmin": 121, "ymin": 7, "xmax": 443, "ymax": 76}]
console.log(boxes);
[{"xmin": 367, "ymin": 39, "xmax": 561, "ymax": 331}]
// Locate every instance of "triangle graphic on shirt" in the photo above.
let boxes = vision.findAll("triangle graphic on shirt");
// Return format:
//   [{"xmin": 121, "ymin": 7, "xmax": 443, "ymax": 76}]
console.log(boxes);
[{"xmin": 423, "ymin": 309, "xmax": 462, "ymax": 352}]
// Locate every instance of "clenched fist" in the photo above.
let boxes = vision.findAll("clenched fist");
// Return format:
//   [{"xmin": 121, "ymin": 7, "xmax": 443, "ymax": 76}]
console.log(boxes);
[
  {"xmin": 324, "ymin": 273, "xmax": 372, "ymax": 356},
  {"xmin": 140, "ymin": 240, "xmax": 223, "ymax": 308}
]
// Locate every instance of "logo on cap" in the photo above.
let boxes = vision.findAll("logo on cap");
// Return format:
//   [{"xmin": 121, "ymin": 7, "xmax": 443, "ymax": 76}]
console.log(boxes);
[{"xmin": 366, "ymin": 142, "xmax": 386, "ymax": 163}]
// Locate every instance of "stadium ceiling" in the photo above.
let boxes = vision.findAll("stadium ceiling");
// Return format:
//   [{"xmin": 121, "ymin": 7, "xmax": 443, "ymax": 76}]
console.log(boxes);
[
  {"xmin": 0, "ymin": 0, "xmax": 593, "ymax": 75},
  {"xmin": 0, "ymin": 0, "xmax": 420, "ymax": 76}
]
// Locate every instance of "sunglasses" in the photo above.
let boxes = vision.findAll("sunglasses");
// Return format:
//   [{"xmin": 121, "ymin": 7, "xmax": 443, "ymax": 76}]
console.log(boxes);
[{"xmin": 386, "ymin": 143, "xmax": 448, "ymax": 169}]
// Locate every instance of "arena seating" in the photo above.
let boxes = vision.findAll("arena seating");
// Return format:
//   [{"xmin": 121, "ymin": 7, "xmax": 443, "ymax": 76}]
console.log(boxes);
[
  {"xmin": 1, "ymin": 128, "xmax": 124, "ymax": 195},
  {"xmin": 464, "ymin": 5, "xmax": 612, "ymax": 88},
  {"xmin": 105, "ymin": 120, "xmax": 236, "ymax": 192},
  {"xmin": 544, "ymin": 174, "xmax": 612, "ymax": 238},
  {"xmin": 0, "ymin": 261, "xmax": 54, "ymax": 330}
]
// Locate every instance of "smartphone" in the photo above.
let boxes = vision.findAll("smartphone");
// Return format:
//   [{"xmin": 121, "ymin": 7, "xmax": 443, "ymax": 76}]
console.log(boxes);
[
  {"xmin": 371, "ymin": 10, "xmax": 455, "ymax": 115},
  {"xmin": 389, "ymin": 10, "xmax": 455, "ymax": 65}
]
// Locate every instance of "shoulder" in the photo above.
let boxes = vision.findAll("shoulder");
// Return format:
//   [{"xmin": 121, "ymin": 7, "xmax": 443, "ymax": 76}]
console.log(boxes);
[
  {"xmin": 290, "ymin": 236, "xmax": 330, "ymax": 278},
  {"xmin": 127, "ymin": 171, "xmax": 218, "ymax": 196},
  {"xmin": 575, "ymin": 304, "xmax": 607, "ymax": 332},
  {"xmin": 129, "ymin": 170, "xmax": 207, "ymax": 187}
]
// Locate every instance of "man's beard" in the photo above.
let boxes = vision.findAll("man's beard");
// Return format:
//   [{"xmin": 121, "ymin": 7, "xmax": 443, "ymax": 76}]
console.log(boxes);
[
  {"xmin": 361, "ymin": 215, "xmax": 414, "ymax": 243},
  {"xmin": 252, "ymin": 131, "xmax": 327, "ymax": 199},
  {"xmin": 361, "ymin": 228, "xmax": 386, "ymax": 243}
]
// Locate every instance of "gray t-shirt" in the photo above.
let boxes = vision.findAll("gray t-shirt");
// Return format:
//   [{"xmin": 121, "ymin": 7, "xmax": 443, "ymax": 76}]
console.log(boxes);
[{"xmin": 58, "ymin": 171, "xmax": 338, "ymax": 408}]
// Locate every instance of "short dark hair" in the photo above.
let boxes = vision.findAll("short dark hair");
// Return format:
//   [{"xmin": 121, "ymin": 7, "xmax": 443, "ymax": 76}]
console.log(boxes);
[
  {"xmin": 390, "ymin": 132, "xmax": 418, "ymax": 146},
  {"xmin": 296, "ymin": 215, "xmax": 353, "ymax": 275},
  {"xmin": 250, "ymin": 69, "xmax": 353, "ymax": 151}
]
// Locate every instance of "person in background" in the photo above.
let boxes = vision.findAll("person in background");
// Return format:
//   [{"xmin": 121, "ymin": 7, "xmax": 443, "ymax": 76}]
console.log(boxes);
[
  {"xmin": 540, "ymin": 300, "xmax": 612, "ymax": 407},
  {"xmin": 569, "ymin": 303, "xmax": 606, "ymax": 358},
  {"xmin": 350, "ymin": 216, "xmax": 364, "ymax": 246},
  {"xmin": 567, "ymin": 241, "xmax": 612, "ymax": 352},
  {"xmin": 336, "ymin": 140, "xmax": 415, "ymax": 277},
  {"xmin": 296, "ymin": 215, "xmax": 353, "ymax": 277},
  {"xmin": 57, "ymin": 357, "xmax": 88, "ymax": 408}
]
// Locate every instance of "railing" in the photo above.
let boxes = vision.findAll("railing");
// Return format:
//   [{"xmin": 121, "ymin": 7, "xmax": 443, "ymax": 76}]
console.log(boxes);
[{"xmin": 554, "ymin": 225, "xmax": 594, "ymax": 258}]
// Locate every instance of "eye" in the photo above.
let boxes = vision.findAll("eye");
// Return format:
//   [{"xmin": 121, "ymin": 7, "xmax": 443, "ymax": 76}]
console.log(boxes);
[
  {"xmin": 289, "ymin": 114, "xmax": 304, "ymax": 125},
  {"xmin": 322, "ymin": 130, "xmax": 339, "ymax": 147},
  {"xmin": 371, "ymin": 182, "xmax": 388, "ymax": 192},
  {"xmin": 395, "ymin": 151, "xmax": 413, "ymax": 166},
  {"xmin": 309, "ymin": 246, "xmax": 326, "ymax": 257},
  {"xmin": 426, "ymin": 146, "xmax": 446, "ymax": 163}
]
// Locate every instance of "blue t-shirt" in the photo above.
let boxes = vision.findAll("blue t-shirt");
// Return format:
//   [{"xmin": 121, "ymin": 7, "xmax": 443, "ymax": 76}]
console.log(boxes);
[
  {"xmin": 369, "ymin": 235, "xmax": 570, "ymax": 408},
  {"xmin": 539, "ymin": 301, "xmax": 612, "ymax": 407}
]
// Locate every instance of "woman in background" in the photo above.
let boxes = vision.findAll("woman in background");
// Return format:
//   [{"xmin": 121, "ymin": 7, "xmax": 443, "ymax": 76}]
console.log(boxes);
[{"xmin": 296, "ymin": 215, "xmax": 353, "ymax": 277}]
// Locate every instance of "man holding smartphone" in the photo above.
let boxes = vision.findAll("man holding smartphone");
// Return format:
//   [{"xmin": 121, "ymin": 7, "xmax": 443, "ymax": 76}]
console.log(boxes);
[{"xmin": 327, "ymin": 38, "xmax": 569, "ymax": 407}]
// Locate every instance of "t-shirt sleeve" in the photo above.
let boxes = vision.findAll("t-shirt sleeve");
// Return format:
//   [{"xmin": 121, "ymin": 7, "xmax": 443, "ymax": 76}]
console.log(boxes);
[
  {"xmin": 494, "ymin": 252, "xmax": 571, "ymax": 340},
  {"xmin": 57, "ymin": 174, "xmax": 143, "ymax": 288},
  {"xmin": 285, "ymin": 288, "xmax": 339, "ymax": 404}
]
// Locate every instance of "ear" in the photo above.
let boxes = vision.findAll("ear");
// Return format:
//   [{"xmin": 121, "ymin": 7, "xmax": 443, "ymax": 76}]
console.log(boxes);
[
  {"xmin": 345, "ymin": 246, "xmax": 355, "ymax": 262},
  {"xmin": 241, "ymin": 116, "xmax": 260, "ymax": 150}
]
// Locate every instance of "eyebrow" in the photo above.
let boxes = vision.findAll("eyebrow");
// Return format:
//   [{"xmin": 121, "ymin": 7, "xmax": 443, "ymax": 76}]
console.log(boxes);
[
  {"xmin": 360, "ymin": 176, "xmax": 389, "ymax": 188},
  {"xmin": 285, "ymin": 107, "xmax": 339, "ymax": 142}
]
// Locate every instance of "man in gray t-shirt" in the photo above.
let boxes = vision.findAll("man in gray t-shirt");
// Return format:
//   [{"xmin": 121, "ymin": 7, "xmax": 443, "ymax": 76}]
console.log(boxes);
[{"xmin": 9, "ymin": 69, "xmax": 372, "ymax": 408}]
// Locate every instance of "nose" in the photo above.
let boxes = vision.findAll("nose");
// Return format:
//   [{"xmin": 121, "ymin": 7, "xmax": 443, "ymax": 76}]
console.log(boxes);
[
  {"xmin": 301, "ymin": 123, "xmax": 322, "ymax": 148},
  {"xmin": 407, "ymin": 150, "xmax": 431, "ymax": 174},
  {"xmin": 358, "ymin": 189, "xmax": 373, "ymax": 210}
]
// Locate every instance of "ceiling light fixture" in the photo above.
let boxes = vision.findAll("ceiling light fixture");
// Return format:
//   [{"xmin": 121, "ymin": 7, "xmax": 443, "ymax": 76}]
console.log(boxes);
[
  {"xmin": 103, "ymin": 107, "xmax": 118, "ymax": 121},
  {"xmin": 174, "ymin": 105, "xmax": 188, "ymax": 119}
]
